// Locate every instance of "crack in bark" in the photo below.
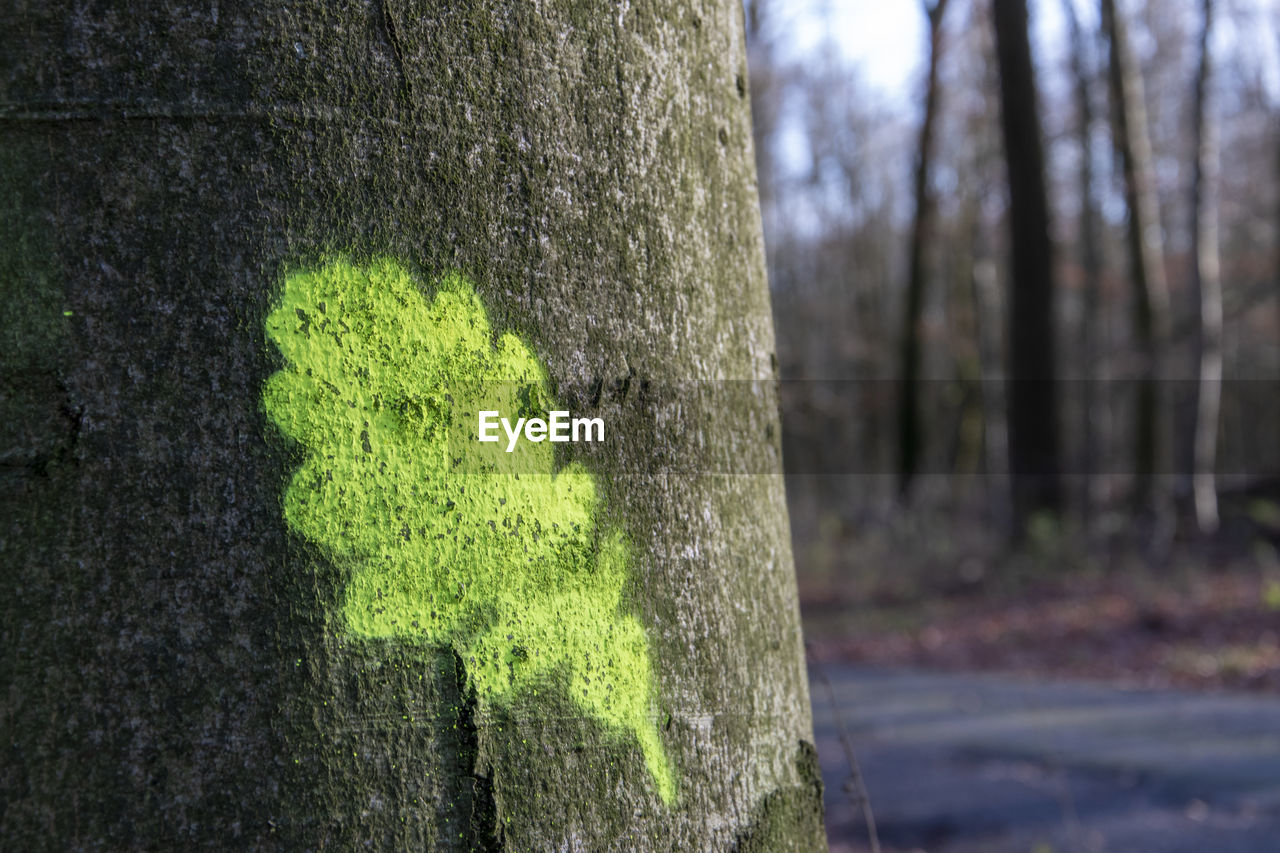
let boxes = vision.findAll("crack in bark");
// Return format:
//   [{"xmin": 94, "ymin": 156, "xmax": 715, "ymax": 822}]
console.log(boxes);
[
  {"xmin": 450, "ymin": 650, "xmax": 502, "ymax": 852},
  {"xmin": 375, "ymin": 0, "xmax": 413, "ymax": 107}
]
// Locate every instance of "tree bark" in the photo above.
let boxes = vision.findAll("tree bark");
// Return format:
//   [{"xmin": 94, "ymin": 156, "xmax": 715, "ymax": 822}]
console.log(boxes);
[
  {"xmin": 0, "ymin": 2, "xmax": 824, "ymax": 850},
  {"xmin": 991, "ymin": 0, "xmax": 1063, "ymax": 528},
  {"xmin": 1102, "ymin": 0, "xmax": 1174, "ymax": 533},
  {"xmin": 1190, "ymin": 0, "xmax": 1222, "ymax": 533},
  {"xmin": 897, "ymin": 0, "xmax": 951, "ymax": 501}
]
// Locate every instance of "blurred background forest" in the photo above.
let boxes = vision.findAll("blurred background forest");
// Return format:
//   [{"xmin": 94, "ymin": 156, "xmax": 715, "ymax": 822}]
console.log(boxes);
[{"xmin": 745, "ymin": 0, "xmax": 1280, "ymax": 691}]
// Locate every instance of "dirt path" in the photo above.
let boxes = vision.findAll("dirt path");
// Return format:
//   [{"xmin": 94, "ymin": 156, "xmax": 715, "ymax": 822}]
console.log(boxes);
[{"xmin": 812, "ymin": 666, "xmax": 1280, "ymax": 852}]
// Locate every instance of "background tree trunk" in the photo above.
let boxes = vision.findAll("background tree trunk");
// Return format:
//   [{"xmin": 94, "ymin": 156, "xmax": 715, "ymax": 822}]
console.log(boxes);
[
  {"xmin": 991, "ymin": 0, "xmax": 1064, "ymax": 529},
  {"xmin": 897, "ymin": 0, "xmax": 951, "ymax": 501},
  {"xmin": 0, "ymin": 2, "xmax": 825, "ymax": 850},
  {"xmin": 1190, "ymin": 0, "xmax": 1223, "ymax": 533},
  {"xmin": 1102, "ymin": 0, "xmax": 1174, "ymax": 537},
  {"xmin": 1064, "ymin": 0, "xmax": 1103, "ymax": 523}
]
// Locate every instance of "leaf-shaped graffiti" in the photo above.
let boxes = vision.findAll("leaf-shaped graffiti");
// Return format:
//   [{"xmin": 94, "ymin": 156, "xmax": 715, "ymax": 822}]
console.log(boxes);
[{"xmin": 262, "ymin": 258, "xmax": 674, "ymax": 802}]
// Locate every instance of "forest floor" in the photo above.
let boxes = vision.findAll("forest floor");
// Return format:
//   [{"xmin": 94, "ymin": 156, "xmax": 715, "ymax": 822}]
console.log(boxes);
[
  {"xmin": 793, "ymin": 498, "xmax": 1280, "ymax": 851},
  {"xmin": 800, "ymin": 548, "xmax": 1280, "ymax": 693}
]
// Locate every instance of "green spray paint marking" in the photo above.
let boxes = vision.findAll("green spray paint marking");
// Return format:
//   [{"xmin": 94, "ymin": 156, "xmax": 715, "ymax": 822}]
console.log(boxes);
[{"xmin": 262, "ymin": 258, "xmax": 675, "ymax": 802}]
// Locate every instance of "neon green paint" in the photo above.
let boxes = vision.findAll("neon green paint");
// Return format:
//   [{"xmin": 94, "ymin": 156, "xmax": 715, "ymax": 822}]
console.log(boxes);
[{"xmin": 262, "ymin": 258, "xmax": 675, "ymax": 802}]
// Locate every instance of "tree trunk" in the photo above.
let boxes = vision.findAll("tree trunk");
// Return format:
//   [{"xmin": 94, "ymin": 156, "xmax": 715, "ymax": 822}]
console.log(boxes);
[
  {"xmin": 1190, "ymin": 0, "xmax": 1222, "ymax": 533},
  {"xmin": 1102, "ymin": 0, "xmax": 1174, "ymax": 535},
  {"xmin": 972, "ymin": 241, "xmax": 1012, "ymax": 525},
  {"xmin": 1064, "ymin": 0, "xmax": 1103, "ymax": 522},
  {"xmin": 897, "ymin": 0, "xmax": 951, "ymax": 500},
  {"xmin": 0, "ymin": 2, "xmax": 825, "ymax": 850},
  {"xmin": 991, "ymin": 0, "xmax": 1063, "ymax": 528}
]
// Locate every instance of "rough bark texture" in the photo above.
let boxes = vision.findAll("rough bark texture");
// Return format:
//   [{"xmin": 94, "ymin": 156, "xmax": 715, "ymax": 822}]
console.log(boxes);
[
  {"xmin": 1, "ymin": 2, "xmax": 824, "ymax": 850},
  {"xmin": 897, "ymin": 0, "xmax": 950, "ymax": 501},
  {"xmin": 1102, "ymin": 0, "xmax": 1173, "ymax": 529},
  {"xmin": 991, "ymin": 0, "xmax": 1063, "ymax": 525}
]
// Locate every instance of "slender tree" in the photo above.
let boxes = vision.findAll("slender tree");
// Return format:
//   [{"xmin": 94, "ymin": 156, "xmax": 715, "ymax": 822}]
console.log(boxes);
[
  {"xmin": 1063, "ymin": 0, "xmax": 1104, "ymax": 521},
  {"xmin": 1102, "ymin": 0, "xmax": 1174, "ymax": 535},
  {"xmin": 898, "ymin": 0, "xmax": 952, "ymax": 500},
  {"xmin": 991, "ymin": 0, "xmax": 1064, "ymax": 528},
  {"xmin": 959, "ymin": 0, "xmax": 1013, "ymax": 524},
  {"xmin": 1190, "ymin": 0, "xmax": 1223, "ymax": 532},
  {"xmin": 0, "ymin": 2, "xmax": 825, "ymax": 850}
]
